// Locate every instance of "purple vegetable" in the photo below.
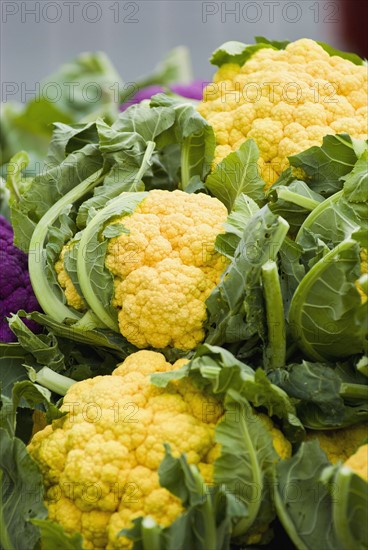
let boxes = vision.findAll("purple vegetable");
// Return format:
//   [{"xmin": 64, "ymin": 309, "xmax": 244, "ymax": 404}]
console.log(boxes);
[
  {"xmin": 170, "ymin": 80, "xmax": 207, "ymax": 100},
  {"xmin": 0, "ymin": 216, "xmax": 42, "ymax": 342},
  {"xmin": 120, "ymin": 80, "xmax": 207, "ymax": 111}
]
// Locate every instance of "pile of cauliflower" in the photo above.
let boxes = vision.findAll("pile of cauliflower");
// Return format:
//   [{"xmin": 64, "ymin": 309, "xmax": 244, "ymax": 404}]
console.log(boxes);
[
  {"xmin": 198, "ymin": 38, "xmax": 368, "ymax": 187},
  {"xmin": 26, "ymin": 38, "xmax": 368, "ymax": 550}
]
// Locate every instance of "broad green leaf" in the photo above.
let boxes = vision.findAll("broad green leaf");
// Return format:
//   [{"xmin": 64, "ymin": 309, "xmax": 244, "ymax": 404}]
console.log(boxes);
[
  {"xmin": 31, "ymin": 520, "xmax": 84, "ymax": 550},
  {"xmin": 0, "ymin": 394, "xmax": 15, "ymax": 437},
  {"xmin": 278, "ymin": 238, "xmax": 305, "ymax": 316},
  {"xmin": 46, "ymin": 121, "xmax": 99, "ymax": 166},
  {"xmin": 268, "ymin": 359, "xmax": 368, "ymax": 429},
  {"xmin": 214, "ymin": 391, "xmax": 277, "ymax": 538},
  {"xmin": 150, "ymin": 94, "xmax": 216, "ymax": 187},
  {"xmin": 205, "ymin": 206, "xmax": 289, "ymax": 346},
  {"xmin": 0, "ymin": 429, "xmax": 47, "ymax": 550},
  {"xmin": 210, "ymin": 41, "xmax": 275, "ymax": 67},
  {"xmin": 329, "ymin": 466, "xmax": 368, "ymax": 549},
  {"xmin": 77, "ymin": 129, "xmax": 155, "ymax": 227},
  {"xmin": 317, "ymin": 42, "xmax": 365, "ymax": 66},
  {"xmin": 0, "ymin": 344, "xmax": 29, "ymax": 398},
  {"xmin": 289, "ymin": 240, "xmax": 367, "ymax": 361},
  {"xmin": 296, "ymin": 190, "xmax": 363, "ymax": 253},
  {"xmin": 274, "ymin": 441, "xmax": 343, "ymax": 550},
  {"xmin": 10, "ymin": 145, "xmax": 103, "ymax": 252},
  {"xmin": 341, "ymin": 150, "xmax": 368, "ymax": 203},
  {"xmin": 288, "ymin": 134, "xmax": 360, "ymax": 197},
  {"xmin": 254, "ymin": 36, "xmax": 291, "ymax": 49},
  {"xmin": 110, "ymin": 105, "xmax": 176, "ymax": 143},
  {"xmin": 215, "ymin": 194, "xmax": 259, "ymax": 259},
  {"xmin": 205, "ymin": 139, "xmax": 265, "ymax": 211},
  {"xmin": 269, "ymin": 361, "xmax": 345, "ymax": 428}
]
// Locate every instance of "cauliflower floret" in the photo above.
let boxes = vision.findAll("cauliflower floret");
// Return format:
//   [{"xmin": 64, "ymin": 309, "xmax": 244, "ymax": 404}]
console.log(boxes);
[{"xmin": 198, "ymin": 38, "xmax": 368, "ymax": 188}]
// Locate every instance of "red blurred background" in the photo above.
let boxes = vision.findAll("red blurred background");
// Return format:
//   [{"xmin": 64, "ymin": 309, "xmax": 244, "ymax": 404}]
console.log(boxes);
[{"xmin": 340, "ymin": 0, "xmax": 368, "ymax": 58}]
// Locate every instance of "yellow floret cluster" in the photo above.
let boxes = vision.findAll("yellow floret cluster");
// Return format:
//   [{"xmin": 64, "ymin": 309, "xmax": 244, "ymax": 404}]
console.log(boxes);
[
  {"xmin": 198, "ymin": 39, "xmax": 368, "ymax": 188},
  {"xmin": 28, "ymin": 350, "xmax": 291, "ymax": 550},
  {"xmin": 344, "ymin": 444, "xmax": 368, "ymax": 481},
  {"xmin": 104, "ymin": 190, "xmax": 229, "ymax": 350},
  {"xmin": 307, "ymin": 423, "xmax": 368, "ymax": 467},
  {"xmin": 55, "ymin": 245, "xmax": 86, "ymax": 312}
]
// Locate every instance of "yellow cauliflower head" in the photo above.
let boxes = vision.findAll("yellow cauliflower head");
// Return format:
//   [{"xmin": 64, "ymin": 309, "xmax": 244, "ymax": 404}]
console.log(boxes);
[
  {"xmin": 28, "ymin": 351, "xmax": 222, "ymax": 550},
  {"xmin": 28, "ymin": 350, "xmax": 291, "ymax": 550},
  {"xmin": 104, "ymin": 189, "xmax": 229, "ymax": 350},
  {"xmin": 198, "ymin": 38, "xmax": 368, "ymax": 188}
]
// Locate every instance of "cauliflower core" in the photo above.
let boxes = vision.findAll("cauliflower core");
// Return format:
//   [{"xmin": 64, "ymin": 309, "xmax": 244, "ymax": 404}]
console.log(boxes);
[
  {"xmin": 105, "ymin": 190, "xmax": 228, "ymax": 350},
  {"xmin": 198, "ymin": 39, "xmax": 368, "ymax": 187}
]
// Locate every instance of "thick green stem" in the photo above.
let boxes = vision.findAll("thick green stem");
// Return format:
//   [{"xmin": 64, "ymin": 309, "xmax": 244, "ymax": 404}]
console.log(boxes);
[
  {"xmin": 28, "ymin": 169, "xmax": 103, "ymax": 323},
  {"xmin": 339, "ymin": 382, "xmax": 368, "ymax": 401},
  {"xmin": 277, "ymin": 188, "xmax": 321, "ymax": 211},
  {"xmin": 190, "ymin": 465, "xmax": 217, "ymax": 550},
  {"xmin": 262, "ymin": 260, "xmax": 286, "ymax": 370},
  {"xmin": 77, "ymin": 192, "xmax": 147, "ymax": 332},
  {"xmin": 356, "ymin": 356, "xmax": 368, "ymax": 378},
  {"xmin": 180, "ymin": 138, "xmax": 191, "ymax": 191},
  {"xmin": 141, "ymin": 517, "xmax": 162, "ymax": 550},
  {"xmin": 28, "ymin": 367, "xmax": 75, "ymax": 396},
  {"xmin": 358, "ymin": 274, "xmax": 368, "ymax": 296}
]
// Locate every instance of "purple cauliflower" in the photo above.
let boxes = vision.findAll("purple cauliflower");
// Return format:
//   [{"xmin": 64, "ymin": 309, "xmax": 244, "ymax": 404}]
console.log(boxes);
[
  {"xmin": 0, "ymin": 216, "xmax": 42, "ymax": 342},
  {"xmin": 120, "ymin": 80, "xmax": 207, "ymax": 111}
]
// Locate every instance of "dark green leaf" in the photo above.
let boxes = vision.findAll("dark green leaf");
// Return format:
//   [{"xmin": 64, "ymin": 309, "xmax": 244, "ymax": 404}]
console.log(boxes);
[
  {"xmin": 288, "ymin": 134, "xmax": 359, "ymax": 197},
  {"xmin": 0, "ymin": 429, "xmax": 47, "ymax": 550},
  {"xmin": 206, "ymin": 206, "xmax": 288, "ymax": 346},
  {"xmin": 274, "ymin": 441, "xmax": 343, "ymax": 550},
  {"xmin": 341, "ymin": 150, "xmax": 368, "ymax": 203}
]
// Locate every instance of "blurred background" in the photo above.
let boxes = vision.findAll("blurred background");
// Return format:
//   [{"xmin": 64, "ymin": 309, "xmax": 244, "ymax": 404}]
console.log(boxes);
[
  {"xmin": 1, "ymin": 0, "xmax": 367, "ymax": 93},
  {"xmin": 1, "ymin": 0, "xmax": 366, "ymax": 172}
]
